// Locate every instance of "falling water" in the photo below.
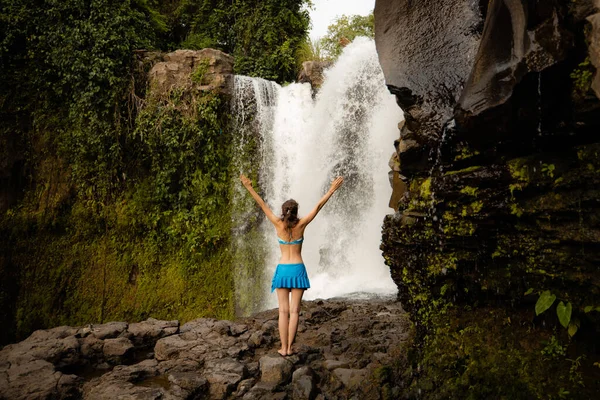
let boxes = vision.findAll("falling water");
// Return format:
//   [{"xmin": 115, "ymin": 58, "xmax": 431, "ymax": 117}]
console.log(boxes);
[{"xmin": 232, "ymin": 37, "xmax": 403, "ymax": 312}]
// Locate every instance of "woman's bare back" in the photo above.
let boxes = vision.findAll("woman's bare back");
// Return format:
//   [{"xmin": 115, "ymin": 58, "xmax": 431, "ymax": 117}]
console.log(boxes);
[{"xmin": 276, "ymin": 221, "xmax": 306, "ymax": 264}]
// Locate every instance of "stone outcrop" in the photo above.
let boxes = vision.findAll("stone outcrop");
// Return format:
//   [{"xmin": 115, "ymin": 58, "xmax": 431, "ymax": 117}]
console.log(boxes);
[
  {"xmin": 297, "ymin": 61, "xmax": 332, "ymax": 92},
  {"xmin": 148, "ymin": 49, "xmax": 235, "ymax": 97},
  {"xmin": 0, "ymin": 298, "xmax": 410, "ymax": 399},
  {"xmin": 376, "ymin": 0, "xmax": 600, "ymax": 397}
]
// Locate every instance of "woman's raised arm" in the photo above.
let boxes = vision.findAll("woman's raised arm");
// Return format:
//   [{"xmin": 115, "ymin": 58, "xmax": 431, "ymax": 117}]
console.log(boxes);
[
  {"xmin": 299, "ymin": 176, "xmax": 344, "ymax": 227},
  {"xmin": 240, "ymin": 174, "xmax": 280, "ymax": 225}
]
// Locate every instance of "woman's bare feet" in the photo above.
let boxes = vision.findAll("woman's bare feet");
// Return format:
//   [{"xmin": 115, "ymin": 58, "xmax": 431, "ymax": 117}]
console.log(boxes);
[
  {"xmin": 277, "ymin": 349, "xmax": 287, "ymax": 357},
  {"xmin": 286, "ymin": 347, "xmax": 295, "ymax": 356}
]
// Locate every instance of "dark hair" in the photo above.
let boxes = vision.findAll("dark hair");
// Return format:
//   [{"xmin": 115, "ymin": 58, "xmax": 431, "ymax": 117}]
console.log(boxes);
[{"xmin": 281, "ymin": 199, "xmax": 299, "ymax": 229}]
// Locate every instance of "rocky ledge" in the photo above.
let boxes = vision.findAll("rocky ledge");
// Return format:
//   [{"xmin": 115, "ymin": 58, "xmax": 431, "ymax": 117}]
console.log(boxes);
[{"xmin": 0, "ymin": 298, "xmax": 410, "ymax": 400}]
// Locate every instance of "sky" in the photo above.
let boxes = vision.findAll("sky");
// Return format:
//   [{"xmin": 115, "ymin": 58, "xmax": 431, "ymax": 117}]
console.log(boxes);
[{"xmin": 308, "ymin": 0, "xmax": 375, "ymax": 41}]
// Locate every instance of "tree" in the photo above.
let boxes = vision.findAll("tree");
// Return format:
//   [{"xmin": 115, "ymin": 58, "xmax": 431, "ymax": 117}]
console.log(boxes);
[
  {"xmin": 171, "ymin": 0, "xmax": 311, "ymax": 83},
  {"xmin": 320, "ymin": 13, "xmax": 374, "ymax": 59}
]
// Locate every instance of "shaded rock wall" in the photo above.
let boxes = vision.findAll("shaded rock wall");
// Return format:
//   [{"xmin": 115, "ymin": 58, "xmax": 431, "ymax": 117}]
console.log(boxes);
[
  {"xmin": 376, "ymin": 0, "xmax": 600, "ymax": 396},
  {"xmin": 374, "ymin": 0, "xmax": 484, "ymax": 174}
]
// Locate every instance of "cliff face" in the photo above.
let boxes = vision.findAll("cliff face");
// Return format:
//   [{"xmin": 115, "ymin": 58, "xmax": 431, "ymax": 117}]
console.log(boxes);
[{"xmin": 376, "ymin": 0, "xmax": 600, "ymax": 396}]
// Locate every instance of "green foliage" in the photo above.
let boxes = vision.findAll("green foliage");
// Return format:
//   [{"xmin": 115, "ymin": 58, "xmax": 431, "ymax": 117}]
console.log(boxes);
[
  {"xmin": 570, "ymin": 57, "xmax": 594, "ymax": 95},
  {"xmin": 556, "ymin": 301, "xmax": 572, "ymax": 328},
  {"xmin": 191, "ymin": 59, "xmax": 211, "ymax": 85},
  {"xmin": 536, "ymin": 290, "xmax": 557, "ymax": 315},
  {"xmin": 320, "ymin": 13, "xmax": 374, "ymax": 59},
  {"xmin": 296, "ymin": 37, "xmax": 327, "ymax": 64},
  {"xmin": 0, "ymin": 0, "xmax": 250, "ymax": 342},
  {"xmin": 173, "ymin": 0, "xmax": 311, "ymax": 82},
  {"xmin": 541, "ymin": 335, "xmax": 566, "ymax": 359}
]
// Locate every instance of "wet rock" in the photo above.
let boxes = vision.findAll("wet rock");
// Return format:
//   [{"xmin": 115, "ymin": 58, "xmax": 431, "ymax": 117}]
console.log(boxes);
[
  {"xmin": 374, "ymin": 0, "xmax": 484, "ymax": 163},
  {"xmin": 259, "ymin": 354, "xmax": 293, "ymax": 385},
  {"xmin": 297, "ymin": 61, "xmax": 333, "ymax": 91},
  {"xmin": 456, "ymin": 0, "xmax": 572, "ymax": 127}
]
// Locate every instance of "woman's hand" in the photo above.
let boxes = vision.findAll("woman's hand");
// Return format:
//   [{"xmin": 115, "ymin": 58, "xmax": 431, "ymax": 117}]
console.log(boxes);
[
  {"xmin": 240, "ymin": 174, "xmax": 253, "ymax": 188},
  {"xmin": 329, "ymin": 176, "xmax": 344, "ymax": 193}
]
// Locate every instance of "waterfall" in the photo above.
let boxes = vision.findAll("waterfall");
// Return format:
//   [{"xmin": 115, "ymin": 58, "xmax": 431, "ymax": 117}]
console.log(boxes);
[{"xmin": 232, "ymin": 37, "xmax": 403, "ymax": 313}]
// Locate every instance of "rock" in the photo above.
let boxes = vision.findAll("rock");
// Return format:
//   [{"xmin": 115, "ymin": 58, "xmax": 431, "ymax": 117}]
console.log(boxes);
[
  {"xmin": 0, "ymin": 298, "xmax": 411, "ymax": 399},
  {"xmin": 168, "ymin": 371, "xmax": 208, "ymax": 398},
  {"xmin": 332, "ymin": 368, "xmax": 367, "ymax": 390},
  {"xmin": 259, "ymin": 355, "xmax": 293, "ymax": 385},
  {"xmin": 127, "ymin": 318, "xmax": 179, "ymax": 346},
  {"xmin": 297, "ymin": 61, "xmax": 333, "ymax": 91},
  {"xmin": 1, "ymin": 359, "xmax": 81, "ymax": 400},
  {"xmin": 102, "ymin": 337, "xmax": 134, "ymax": 363},
  {"xmin": 205, "ymin": 357, "xmax": 247, "ymax": 377},
  {"xmin": 180, "ymin": 318, "xmax": 217, "ymax": 335},
  {"xmin": 248, "ymin": 330, "xmax": 265, "ymax": 348},
  {"xmin": 80, "ymin": 334, "xmax": 103, "ymax": 358},
  {"xmin": 154, "ymin": 334, "xmax": 210, "ymax": 362},
  {"xmin": 234, "ymin": 378, "xmax": 256, "ymax": 397},
  {"xmin": 149, "ymin": 49, "xmax": 234, "ymax": 96},
  {"xmin": 242, "ymin": 381, "xmax": 276, "ymax": 400},
  {"xmin": 456, "ymin": 0, "xmax": 572, "ymax": 127},
  {"xmin": 90, "ymin": 322, "xmax": 128, "ymax": 340},
  {"xmin": 205, "ymin": 372, "xmax": 243, "ymax": 399},
  {"xmin": 322, "ymin": 359, "xmax": 350, "ymax": 371},
  {"xmin": 292, "ymin": 366, "xmax": 316, "ymax": 400},
  {"xmin": 374, "ymin": 0, "xmax": 484, "ymax": 156},
  {"xmin": 82, "ymin": 359, "xmax": 161, "ymax": 400}
]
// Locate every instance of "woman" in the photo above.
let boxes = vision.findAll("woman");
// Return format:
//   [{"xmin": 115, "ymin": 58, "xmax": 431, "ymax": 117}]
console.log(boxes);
[{"xmin": 240, "ymin": 174, "xmax": 344, "ymax": 356}]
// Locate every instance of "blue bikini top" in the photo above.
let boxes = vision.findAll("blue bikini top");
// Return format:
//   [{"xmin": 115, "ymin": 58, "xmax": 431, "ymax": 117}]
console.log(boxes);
[{"xmin": 277, "ymin": 237, "xmax": 304, "ymax": 245}]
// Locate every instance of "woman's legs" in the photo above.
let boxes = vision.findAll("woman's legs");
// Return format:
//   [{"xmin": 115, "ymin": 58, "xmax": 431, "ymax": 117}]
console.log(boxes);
[
  {"xmin": 287, "ymin": 289, "xmax": 304, "ymax": 355},
  {"xmin": 276, "ymin": 288, "xmax": 291, "ymax": 356}
]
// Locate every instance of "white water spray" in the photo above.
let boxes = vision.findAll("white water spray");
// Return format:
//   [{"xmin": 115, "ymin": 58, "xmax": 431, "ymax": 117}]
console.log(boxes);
[{"xmin": 233, "ymin": 37, "xmax": 403, "ymax": 310}]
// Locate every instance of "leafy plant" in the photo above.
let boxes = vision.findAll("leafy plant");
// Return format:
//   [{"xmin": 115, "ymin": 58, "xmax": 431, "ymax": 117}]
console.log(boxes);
[
  {"xmin": 535, "ymin": 290, "xmax": 556, "ymax": 315},
  {"xmin": 320, "ymin": 13, "xmax": 374, "ymax": 59}
]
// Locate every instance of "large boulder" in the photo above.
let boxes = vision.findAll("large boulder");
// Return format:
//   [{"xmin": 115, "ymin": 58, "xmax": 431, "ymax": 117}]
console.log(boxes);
[{"xmin": 149, "ymin": 48, "xmax": 234, "ymax": 96}]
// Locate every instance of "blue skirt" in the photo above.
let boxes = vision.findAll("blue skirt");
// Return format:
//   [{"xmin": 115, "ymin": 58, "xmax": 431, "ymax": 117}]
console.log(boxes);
[{"xmin": 271, "ymin": 263, "xmax": 310, "ymax": 292}]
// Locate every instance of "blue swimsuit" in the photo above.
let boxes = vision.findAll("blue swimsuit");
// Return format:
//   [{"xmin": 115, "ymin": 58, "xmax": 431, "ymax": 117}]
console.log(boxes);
[{"xmin": 271, "ymin": 237, "xmax": 311, "ymax": 292}]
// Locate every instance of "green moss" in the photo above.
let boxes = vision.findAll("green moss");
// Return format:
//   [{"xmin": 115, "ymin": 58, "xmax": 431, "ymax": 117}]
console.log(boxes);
[
  {"xmin": 444, "ymin": 165, "xmax": 482, "ymax": 176},
  {"xmin": 460, "ymin": 186, "xmax": 478, "ymax": 196},
  {"xmin": 420, "ymin": 178, "xmax": 432, "ymax": 199},
  {"xmin": 454, "ymin": 146, "xmax": 480, "ymax": 161}
]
